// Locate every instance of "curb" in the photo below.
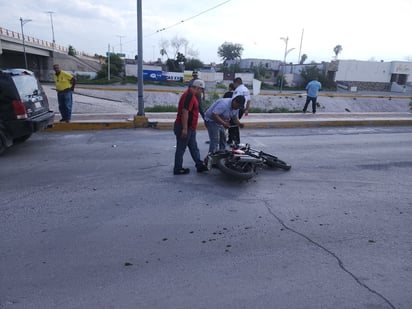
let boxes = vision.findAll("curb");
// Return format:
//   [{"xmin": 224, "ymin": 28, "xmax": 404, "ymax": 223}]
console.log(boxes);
[{"xmin": 46, "ymin": 118, "xmax": 412, "ymax": 131}]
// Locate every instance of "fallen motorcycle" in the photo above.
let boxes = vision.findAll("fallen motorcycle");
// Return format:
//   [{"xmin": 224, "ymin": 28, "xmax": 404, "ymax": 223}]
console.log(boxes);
[{"xmin": 206, "ymin": 143, "xmax": 291, "ymax": 180}]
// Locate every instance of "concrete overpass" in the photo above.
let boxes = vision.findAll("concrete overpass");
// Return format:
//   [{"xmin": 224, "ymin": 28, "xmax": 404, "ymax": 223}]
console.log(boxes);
[{"xmin": 0, "ymin": 26, "xmax": 101, "ymax": 81}]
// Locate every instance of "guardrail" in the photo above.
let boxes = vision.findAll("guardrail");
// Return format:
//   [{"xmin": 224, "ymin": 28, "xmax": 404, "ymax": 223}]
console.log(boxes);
[{"xmin": 0, "ymin": 26, "xmax": 68, "ymax": 53}]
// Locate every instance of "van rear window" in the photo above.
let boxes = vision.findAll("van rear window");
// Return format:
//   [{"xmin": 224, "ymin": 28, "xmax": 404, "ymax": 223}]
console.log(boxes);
[{"xmin": 12, "ymin": 75, "xmax": 39, "ymax": 99}]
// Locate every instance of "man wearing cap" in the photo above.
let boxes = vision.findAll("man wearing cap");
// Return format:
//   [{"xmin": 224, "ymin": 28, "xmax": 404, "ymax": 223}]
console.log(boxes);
[
  {"xmin": 173, "ymin": 79, "xmax": 208, "ymax": 175},
  {"xmin": 188, "ymin": 70, "xmax": 206, "ymax": 119},
  {"xmin": 204, "ymin": 95, "xmax": 246, "ymax": 153}
]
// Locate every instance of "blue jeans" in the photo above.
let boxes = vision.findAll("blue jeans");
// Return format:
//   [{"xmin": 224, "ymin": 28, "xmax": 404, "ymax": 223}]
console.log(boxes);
[
  {"xmin": 57, "ymin": 91, "xmax": 73, "ymax": 121},
  {"xmin": 303, "ymin": 96, "xmax": 317, "ymax": 113},
  {"xmin": 205, "ymin": 121, "xmax": 227, "ymax": 153},
  {"xmin": 173, "ymin": 123, "xmax": 203, "ymax": 170}
]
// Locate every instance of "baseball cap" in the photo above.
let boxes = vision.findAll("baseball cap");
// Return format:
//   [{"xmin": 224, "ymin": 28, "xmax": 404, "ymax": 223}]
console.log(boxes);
[{"xmin": 192, "ymin": 79, "xmax": 205, "ymax": 89}]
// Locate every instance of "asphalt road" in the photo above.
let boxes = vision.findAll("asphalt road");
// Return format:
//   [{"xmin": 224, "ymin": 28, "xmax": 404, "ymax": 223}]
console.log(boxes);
[{"xmin": 1, "ymin": 127, "xmax": 412, "ymax": 309}]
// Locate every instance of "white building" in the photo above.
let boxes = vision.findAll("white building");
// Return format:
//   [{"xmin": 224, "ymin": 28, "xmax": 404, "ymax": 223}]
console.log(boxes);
[{"xmin": 334, "ymin": 60, "xmax": 412, "ymax": 92}]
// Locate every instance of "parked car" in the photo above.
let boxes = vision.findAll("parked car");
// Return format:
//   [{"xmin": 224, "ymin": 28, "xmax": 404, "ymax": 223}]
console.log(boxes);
[{"xmin": 0, "ymin": 68, "xmax": 54, "ymax": 155}]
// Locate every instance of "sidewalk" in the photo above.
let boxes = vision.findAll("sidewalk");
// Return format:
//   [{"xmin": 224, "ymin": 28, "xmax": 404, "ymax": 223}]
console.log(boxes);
[{"xmin": 47, "ymin": 112, "xmax": 412, "ymax": 131}]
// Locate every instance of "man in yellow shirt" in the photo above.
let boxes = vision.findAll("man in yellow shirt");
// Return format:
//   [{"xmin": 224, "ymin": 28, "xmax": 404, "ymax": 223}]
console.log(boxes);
[{"xmin": 53, "ymin": 64, "xmax": 76, "ymax": 122}]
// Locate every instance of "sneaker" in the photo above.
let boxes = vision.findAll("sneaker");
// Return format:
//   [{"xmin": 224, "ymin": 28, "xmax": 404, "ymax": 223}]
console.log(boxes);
[
  {"xmin": 196, "ymin": 164, "xmax": 208, "ymax": 173},
  {"xmin": 173, "ymin": 168, "xmax": 190, "ymax": 175}
]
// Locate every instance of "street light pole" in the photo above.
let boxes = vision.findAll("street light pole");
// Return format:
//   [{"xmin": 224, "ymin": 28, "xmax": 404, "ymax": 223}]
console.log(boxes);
[
  {"xmin": 136, "ymin": 0, "xmax": 144, "ymax": 116},
  {"xmin": 45, "ymin": 11, "xmax": 56, "ymax": 47},
  {"xmin": 279, "ymin": 36, "xmax": 295, "ymax": 93},
  {"xmin": 117, "ymin": 35, "xmax": 125, "ymax": 54},
  {"xmin": 20, "ymin": 17, "xmax": 32, "ymax": 69}
]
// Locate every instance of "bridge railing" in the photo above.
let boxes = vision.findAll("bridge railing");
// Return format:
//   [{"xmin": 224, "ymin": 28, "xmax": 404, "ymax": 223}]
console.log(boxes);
[{"xmin": 0, "ymin": 26, "xmax": 68, "ymax": 53}]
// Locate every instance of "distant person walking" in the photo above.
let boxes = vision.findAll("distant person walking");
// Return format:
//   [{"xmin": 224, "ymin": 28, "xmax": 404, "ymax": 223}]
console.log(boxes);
[
  {"xmin": 188, "ymin": 70, "xmax": 206, "ymax": 119},
  {"xmin": 303, "ymin": 77, "xmax": 322, "ymax": 114},
  {"xmin": 227, "ymin": 77, "xmax": 251, "ymax": 144},
  {"xmin": 173, "ymin": 79, "xmax": 208, "ymax": 175},
  {"xmin": 53, "ymin": 64, "xmax": 76, "ymax": 122}
]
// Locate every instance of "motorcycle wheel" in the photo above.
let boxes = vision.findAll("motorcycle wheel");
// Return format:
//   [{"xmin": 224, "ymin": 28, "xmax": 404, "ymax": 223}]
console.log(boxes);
[
  {"xmin": 217, "ymin": 157, "xmax": 255, "ymax": 180},
  {"xmin": 261, "ymin": 154, "xmax": 291, "ymax": 171}
]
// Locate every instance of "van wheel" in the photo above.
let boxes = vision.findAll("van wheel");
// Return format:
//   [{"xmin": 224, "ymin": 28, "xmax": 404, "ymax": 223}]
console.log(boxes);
[{"xmin": 0, "ymin": 131, "xmax": 7, "ymax": 155}]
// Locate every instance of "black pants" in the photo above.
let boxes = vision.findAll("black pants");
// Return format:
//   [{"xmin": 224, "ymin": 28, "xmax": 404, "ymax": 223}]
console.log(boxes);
[
  {"xmin": 227, "ymin": 109, "xmax": 244, "ymax": 144},
  {"xmin": 303, "ymin": 96, "xmax": 317, "ymax": 113}
]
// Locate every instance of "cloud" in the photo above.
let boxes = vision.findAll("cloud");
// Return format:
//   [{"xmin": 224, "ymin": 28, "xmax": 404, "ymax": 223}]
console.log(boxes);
[{"xmin": 1, "ymin": 0, "xmax": 411, "ymax": 63}]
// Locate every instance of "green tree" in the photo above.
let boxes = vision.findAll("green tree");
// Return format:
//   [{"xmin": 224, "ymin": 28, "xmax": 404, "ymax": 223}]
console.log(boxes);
[
  {"xmin": 300, "ymin": 65, "xmax": 335, "ymax": 89},
  {"xmin": 185, "ymin": 58, "xmax": 204, "ymax": 71},
  {"xmin": 68, "ymin": 45, "xmax": 77, "ymax": 56},
  {"xmin": 251, "ymin": 63, "xmax": 268, "ymax": 79},
  {"xmin": 96, "ymin": 53, "xmax": 123, "ymax": 79},
  {"xmin": 222, "ymin": 63, "xmax": 241, "ymax": 74},
  {"xmin": 166, "ymin": 52, "xmax": 187, "ymax": 72},
  {"xmin": 333, "ymin": 45, "xmax": 343, "ymax": 59},
  {"xmin": 300, "ymin": 65, "xmax": 322, "ymax": 87},
  {"xmin": 217, "ymin": 42, "xmax": 243, "ymax": 64},
  {"xmin": 166, "ymin": 59, "xmax": 178, "ymax": 72}
]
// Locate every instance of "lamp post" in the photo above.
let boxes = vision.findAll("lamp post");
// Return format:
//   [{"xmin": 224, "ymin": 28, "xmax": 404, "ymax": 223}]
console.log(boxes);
[
  {"xmin": 117, "ymin": 35, "xmax": 125, "ymax": 54},
  {"xmin": 20, "ymin": 17, "xmax": 32, "ymax": 69},
  {"xmin": 279, "ymin": 36, "xmax": 295, "ymax": 93},
  {"xmin": 45, "ymin": 11, "xmax": 56, "ymax": 47},
  {"xmin": 136, "ymin": 0, "xmax": 144, "ymax": 116}
]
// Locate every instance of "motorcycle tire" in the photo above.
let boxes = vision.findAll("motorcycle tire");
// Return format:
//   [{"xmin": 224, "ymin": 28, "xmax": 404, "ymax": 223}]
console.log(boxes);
[
  {"xmin": 217, "ymin": 157, "xmax": 255, "ymax": 180},
  {"xmin": 261, "ymin": 154, "xmax": 291, "ymax": 171}
]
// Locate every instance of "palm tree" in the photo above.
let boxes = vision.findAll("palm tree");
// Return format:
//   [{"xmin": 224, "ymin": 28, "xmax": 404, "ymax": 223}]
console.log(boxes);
[
  {"xmin": 299, "ymin": 54, "xmax": 308, "ymax": 64},
  {"xmin": 333, "ymin": 45, "xmax": 343, "ymax": 59}
]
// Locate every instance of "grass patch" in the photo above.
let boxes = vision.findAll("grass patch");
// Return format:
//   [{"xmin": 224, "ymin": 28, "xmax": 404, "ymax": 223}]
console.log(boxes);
[
  {"xmin": 249, "ymin": 107, "xmax": 301, "ymax": 113},
  {"xmin": 144, "ymin": 104, "xmax": 302, "ymax": 113},
  {"xmin": 77, "ymin": 77, "xmax": 123, "ymax": 85},
  {"xmin": 144, "ymin": 105, "xmax": 177, "ymax": 112}
]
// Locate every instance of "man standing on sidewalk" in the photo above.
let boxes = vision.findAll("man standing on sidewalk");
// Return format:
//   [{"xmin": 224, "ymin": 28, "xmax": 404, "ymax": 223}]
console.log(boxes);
[
  {"xmin": 173, "ymin": 79, "xmax": 208, "ymax": 175},
  {"xmin": 53, "ymin": 64, "xmax": 76, "ymax": 122},
  {"xmin": 303, "ymin": 77, "xmax": 322, "ymax": 114}
]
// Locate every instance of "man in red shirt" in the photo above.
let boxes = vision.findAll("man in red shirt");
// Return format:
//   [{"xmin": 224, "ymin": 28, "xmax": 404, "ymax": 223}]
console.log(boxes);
[{"xmin": 173, "ymin": 79, "xmax": 208, "ymax": 175}]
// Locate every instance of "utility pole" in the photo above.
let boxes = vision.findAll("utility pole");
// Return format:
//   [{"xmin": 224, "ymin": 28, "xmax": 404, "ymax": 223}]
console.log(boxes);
[
  {"xmin": 20, "ymin": 17, "xmax": 32, "ymax": 69},
  {"xmin": 107, "ymin": 44, "xmax": 111, "ymax": 81},
  {"xmin": 45, "ymin": 11, "xmax": 55, "ymax": 47},
  {"xmin": 136, "ymin": 0, "xmax": 144, "ymax": 116},
  {"xmin": 279, "ymin": 36, "xmax": 295, "ymax": 93},
  {"xmin": 298, "ymin": 28, "xmax": 304, "ymax": 63},
  {"xmin": 117, "ymin": 35, "xmax": 125, "ymax": 54}
]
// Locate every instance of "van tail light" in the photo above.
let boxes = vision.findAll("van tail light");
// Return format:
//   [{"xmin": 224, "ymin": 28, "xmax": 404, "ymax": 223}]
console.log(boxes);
[{"xmin": 12, "ymin": 100, "xmax": 28, "ymax": 119}]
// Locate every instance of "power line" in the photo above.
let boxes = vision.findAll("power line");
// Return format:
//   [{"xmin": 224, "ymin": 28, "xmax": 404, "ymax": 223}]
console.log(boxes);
[{"xmin": 146, "ymin": 0, "xmax": 231, "ymax": 37}]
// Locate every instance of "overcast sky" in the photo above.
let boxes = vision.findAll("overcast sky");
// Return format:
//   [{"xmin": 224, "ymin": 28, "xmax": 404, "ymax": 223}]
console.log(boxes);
[{"xmin": 1, "ymin": 0, "xmax": 411, "ymax": 64}]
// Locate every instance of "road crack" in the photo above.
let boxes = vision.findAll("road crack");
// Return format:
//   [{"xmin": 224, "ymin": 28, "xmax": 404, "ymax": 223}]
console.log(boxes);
[{"xmin": 262, "ymin": 199, "xmax": 396, "ymax": 309}]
